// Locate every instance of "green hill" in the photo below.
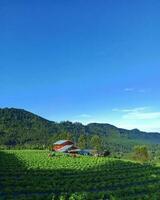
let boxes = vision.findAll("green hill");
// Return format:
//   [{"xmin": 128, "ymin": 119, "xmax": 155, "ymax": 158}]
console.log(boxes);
[{"xmin": 0, "ymin": 108, "xmax": 160, "ymax": 147}]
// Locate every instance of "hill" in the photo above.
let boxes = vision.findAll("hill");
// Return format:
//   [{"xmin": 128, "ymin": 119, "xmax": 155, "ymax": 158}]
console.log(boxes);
[{"xmin": 0, "ymin": 108, "xmax": 160, "ymax": 147}]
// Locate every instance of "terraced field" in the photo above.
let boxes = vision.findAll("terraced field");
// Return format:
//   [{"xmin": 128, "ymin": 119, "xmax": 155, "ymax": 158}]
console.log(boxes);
[{"xmin": 0, "ymin": 150, "xmax": 160, "ymax": 200}]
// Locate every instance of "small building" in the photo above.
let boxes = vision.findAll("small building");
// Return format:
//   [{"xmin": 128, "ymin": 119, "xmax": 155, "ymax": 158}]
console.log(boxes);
[{"xmin": 53, "ymin": 140, "xmax": 80, "ymax": 153}]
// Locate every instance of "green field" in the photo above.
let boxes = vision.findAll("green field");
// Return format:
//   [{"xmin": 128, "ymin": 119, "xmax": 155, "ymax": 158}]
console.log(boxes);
[{"xmin": 0, "ymin": 150, "xmax": 160, "ymax": 200}]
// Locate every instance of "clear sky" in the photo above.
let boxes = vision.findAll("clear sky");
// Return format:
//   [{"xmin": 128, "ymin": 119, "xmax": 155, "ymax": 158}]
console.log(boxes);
[{"xmin": 1, "ymin": 0, "xmax": 160, "ymax": 132}]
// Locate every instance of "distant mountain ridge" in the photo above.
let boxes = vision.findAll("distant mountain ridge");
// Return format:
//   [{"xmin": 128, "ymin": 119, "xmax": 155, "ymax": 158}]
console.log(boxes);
[{"xmin": 0, "ymin": 108, "xmax": 160, "ymax": 146}]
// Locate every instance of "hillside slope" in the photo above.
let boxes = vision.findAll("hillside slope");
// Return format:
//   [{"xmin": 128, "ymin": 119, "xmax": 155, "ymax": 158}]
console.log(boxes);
[{"xmin": 0, "ymin": 108, "xmax": 160, "ymax": 146}]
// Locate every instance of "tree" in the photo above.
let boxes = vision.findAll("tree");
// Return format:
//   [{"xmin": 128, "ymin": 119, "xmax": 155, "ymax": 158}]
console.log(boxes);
[
  {"xmin": 78, "ymin": 135, "xmax": 87, "ymax": 149},
  {"xmin": 133, "ymin": 145, "xmax": 150, "ymax": 163},
  {"xmin": 90, "ymin": 135, "xmax": 102, "ymax": 152},
  {"xmin": 57, "ymin": 132, "xmax": 73, "ymax": 141}
]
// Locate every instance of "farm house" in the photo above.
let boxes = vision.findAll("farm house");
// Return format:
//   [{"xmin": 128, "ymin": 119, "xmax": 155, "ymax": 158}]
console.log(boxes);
[{"xmin": 52, "ymin": 140, "xmax": 80, "ymax": 153}]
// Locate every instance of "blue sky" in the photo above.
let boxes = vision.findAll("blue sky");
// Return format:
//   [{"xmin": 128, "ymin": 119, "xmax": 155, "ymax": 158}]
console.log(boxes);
[{"xmin": 1, "ymin": 0, "xmax": 160, "ymax": 132}]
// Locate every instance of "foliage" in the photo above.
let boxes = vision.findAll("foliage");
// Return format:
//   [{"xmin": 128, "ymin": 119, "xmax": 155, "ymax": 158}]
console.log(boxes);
[
  {"xmin": 90, "ymin": 135, "xmax": 102, "ymax": 151},
  {"xmin": 1, "ymin": 150, "xmax": 160, "ymax": 200},
  {"xmin": 77, "ymin": 135, "xmax": 87, "ymax": 149},
  {"xmin": 133, "ymin": 145, "xmax": 150, "ymax": 163}
]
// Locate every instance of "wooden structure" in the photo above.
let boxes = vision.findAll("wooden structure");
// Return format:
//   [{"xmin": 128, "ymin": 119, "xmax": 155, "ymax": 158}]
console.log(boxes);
[{"xmin": 52, "ymin": 140, "xmax": 80, "ymax": 153}]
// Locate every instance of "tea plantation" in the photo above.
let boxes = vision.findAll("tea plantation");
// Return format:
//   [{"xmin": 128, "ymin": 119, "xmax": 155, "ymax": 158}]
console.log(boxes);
[{"xmin": 0, "ymin": 150, "xmax": 160, "ymax": 200}]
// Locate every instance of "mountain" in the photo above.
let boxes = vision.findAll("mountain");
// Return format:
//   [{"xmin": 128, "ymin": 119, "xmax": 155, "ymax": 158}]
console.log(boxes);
[{"xmin": 0, "ymin": 108, "xmax": 160, "ymax": 147}]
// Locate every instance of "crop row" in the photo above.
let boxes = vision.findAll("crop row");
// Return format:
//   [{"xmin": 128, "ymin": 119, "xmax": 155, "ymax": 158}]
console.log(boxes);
[{"xmin": 1, "ymin": 150, "xmax": 160, "ymax": 200}]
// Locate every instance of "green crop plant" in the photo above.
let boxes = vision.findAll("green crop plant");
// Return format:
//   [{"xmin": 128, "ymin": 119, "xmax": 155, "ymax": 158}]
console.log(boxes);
[{"xmin": 0, "ymin": 150, "xmax": 160, "ymax": 199}]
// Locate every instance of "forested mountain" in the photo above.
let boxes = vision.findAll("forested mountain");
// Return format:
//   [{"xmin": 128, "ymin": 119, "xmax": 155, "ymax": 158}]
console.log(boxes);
[{"xmin": 0, "ymin": 108, "xmax": 160, "ymax": 147}]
